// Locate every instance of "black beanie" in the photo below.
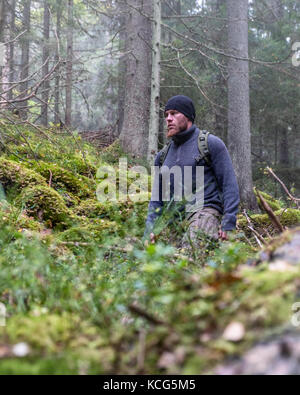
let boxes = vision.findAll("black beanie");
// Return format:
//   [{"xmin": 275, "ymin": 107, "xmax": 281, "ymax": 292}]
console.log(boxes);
[{"xmin": 165, "ymin": 95, "xmax": 196, "ymax": 123}]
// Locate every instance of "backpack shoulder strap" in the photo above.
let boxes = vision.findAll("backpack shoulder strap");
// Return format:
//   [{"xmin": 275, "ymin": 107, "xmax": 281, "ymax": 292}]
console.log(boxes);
[
  {"xmin": 159, "ymin": 140, "xmax": 172, "ymax": 167},
  {"xmin": 197, "ymin": 129, "xmax": 211, "ymax": 166}
]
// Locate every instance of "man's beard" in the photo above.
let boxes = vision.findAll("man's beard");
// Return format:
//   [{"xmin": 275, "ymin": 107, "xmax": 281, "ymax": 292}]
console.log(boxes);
[{"xmin": 167, "ymin": 122, "xmax": 188, "ymax": 138}]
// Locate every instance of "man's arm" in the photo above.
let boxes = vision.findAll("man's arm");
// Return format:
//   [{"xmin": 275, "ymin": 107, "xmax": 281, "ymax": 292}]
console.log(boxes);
[{"xmin": 208, "ymin": 135, "xmax": 240, "ymax": 232}]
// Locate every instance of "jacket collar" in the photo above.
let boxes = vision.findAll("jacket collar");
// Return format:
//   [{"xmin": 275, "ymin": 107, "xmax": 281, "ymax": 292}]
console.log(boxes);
[{"xmin": 172, "ymin": 124, "xmax": 196, "ymax": 146}]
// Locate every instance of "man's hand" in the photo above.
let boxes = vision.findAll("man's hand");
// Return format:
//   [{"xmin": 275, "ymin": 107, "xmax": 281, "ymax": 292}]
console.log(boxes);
[
  {"xmin": 144, "ymin": 232, "xmax": 156, "ymax": 247},
  {"xmin": 149, "ymin": 232, "xmax": 156, "ymax": 244},
  {"xmin": 218, "ymin": 230, "xmax": 228, "ymax": 241}
]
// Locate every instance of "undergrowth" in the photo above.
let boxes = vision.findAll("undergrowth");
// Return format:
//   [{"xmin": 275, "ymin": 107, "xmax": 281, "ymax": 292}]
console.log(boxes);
[{"xmin": 0, "ymin": 117, "xmax": 299, "ymax": 374}]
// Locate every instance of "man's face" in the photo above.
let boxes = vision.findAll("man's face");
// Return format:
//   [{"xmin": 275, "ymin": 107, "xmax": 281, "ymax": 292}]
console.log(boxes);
[{"xmin": 165, "ymin": 110, "xmax": 192, "ymax": 138}]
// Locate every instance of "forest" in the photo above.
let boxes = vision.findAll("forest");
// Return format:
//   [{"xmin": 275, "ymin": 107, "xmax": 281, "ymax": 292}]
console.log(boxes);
[{"xmin": 0, "ymin": 0, "xmax": 300, "ymax": 375}]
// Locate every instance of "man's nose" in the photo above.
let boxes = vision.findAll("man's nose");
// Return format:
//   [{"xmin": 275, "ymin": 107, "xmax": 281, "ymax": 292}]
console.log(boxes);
[{"xmin": 166, "ymin": 114, "xmax": 172, "ymax": 121}]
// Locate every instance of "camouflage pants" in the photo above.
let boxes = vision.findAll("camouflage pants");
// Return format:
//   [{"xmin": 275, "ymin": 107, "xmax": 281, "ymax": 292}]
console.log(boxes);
[{"xmin": 183, "ymin": 207, "xmax": 221, "ymax": 248}]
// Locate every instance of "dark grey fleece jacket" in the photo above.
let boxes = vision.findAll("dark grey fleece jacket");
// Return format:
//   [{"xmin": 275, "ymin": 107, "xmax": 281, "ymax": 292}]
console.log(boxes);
[{"xmin": 145, "ymin": 125, "xmax": 240, "ymax": 233}]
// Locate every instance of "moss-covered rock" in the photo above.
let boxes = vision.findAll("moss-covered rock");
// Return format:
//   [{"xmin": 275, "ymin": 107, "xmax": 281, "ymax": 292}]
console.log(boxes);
[
  {"xmin": 30, "ymin": 162, "xmax": 95, "ymax": 199},
  {"xmin": 15, "ymin": 185, "xmax": 71, "ymax": 227},
  {"xmin": 0, "ymin": 157, "xmax": 46, "ymax": 199},
  {"xmin": 0, "ymin": 201, "xmax": 43, "ymax": 231},
  {"xmin": 260, "ymin": 227, "xmax": 300, "ymax": 265},
  {"xmin": 238, "ymin": 208, "xmax": 300, "ymax": 235}
]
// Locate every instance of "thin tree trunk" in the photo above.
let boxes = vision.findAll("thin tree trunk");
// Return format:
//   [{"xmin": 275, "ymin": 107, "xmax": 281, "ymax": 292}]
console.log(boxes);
[
  {"xmin": 117, "ymin": 3, "xmax": 127, "ymax": 136},
  {"xmin": 0, "ymin": 0, "xmax": 4, "ymax": 42},
  {"xmin": 279, "ymin": 128, "xmax": 289, "ymax": 166},
  {"xmin": 227, "ymin": 0, "xmax": 258, "ymax": 210},
  {"xmin": 19, "ymin": 0, "xmax": 31, "ymax": 119},
  {"xmin": 147, "ymin": 0, "xmax": 161, "ymax": 162},
  {"xmin": 8, "ymin": 0, "xmax": 15, "ymax": 102},
  {"xmin": 214, "ymin": 0, "xmax": 227, "ymax": 143},
  {"xmin": 0, "ymin": 0, "xmax": 5, "ymax": 82},
  {"xmin": 1, "ymin": 0, "xmax": 13, "ymax": 107},
  {"xmin": 54, "ymin": 2, "xmax": 62, "ymax": 125},
  {"xmin": 119, "ymin": 0, "xmax": 152, "ymax": 157},
  {"xmin": 65, "ymin": 0, "xmax": 73, "ymax": 127},
  {"xmin": 41, "ymin": 0, "xmax": 50, "ymax": 126}
]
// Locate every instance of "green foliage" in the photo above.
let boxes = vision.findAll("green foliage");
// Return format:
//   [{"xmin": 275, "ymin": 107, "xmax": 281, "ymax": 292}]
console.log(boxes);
[
  {"xmin": 1, "ymin": 120, "xmax": 300, "ymax": 374},
  {"xmin": 0, "ymin": 157, "xmax": 47, "ymax": 200},
  {"xmin": 15, "ymin": 185, "xmax": 71, "ymax": 228},
  {"xmin": 30, "ymin": 161, "xmax": 95, "ymax": 199},
  {"xmin": 254, "ymin": 190, "xmax": 282, "ymax": 211}
]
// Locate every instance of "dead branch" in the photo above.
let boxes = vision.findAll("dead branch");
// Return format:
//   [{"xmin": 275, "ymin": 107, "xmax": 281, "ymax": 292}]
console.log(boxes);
[
  {"xmin": 128, "ymin": 303, "xmax": 168, "ymax": 327},
  {"xmin": 0, "ymin": 60, "xmax": 61, "ymax": 105},
  {"xmin": 243, "ymin": 209, "xmax": 267, "ymax": 247},
  {"xmin": 266, "ymin": 167, "xmax": 300, "ymax": 208},
  {"xmin": 255, "ymin": 189, "xmax": 285, "ymax": 233}
]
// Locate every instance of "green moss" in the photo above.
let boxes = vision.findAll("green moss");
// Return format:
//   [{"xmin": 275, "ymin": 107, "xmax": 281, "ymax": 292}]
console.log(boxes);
[
  {"xmin": 0, "ymin": 157, "xmax": 46, "ymax": 199},
  {"xmin": 0, "ymin": 357, "xmax": 79, "ymax": 375},
  {"xmin": 255, "ymin": 190, "xmax": 282, "ymax": 211},
  {"xmin": 5, "ymin": 312, "xmax": 105, "ymax": 353},
  {"xmin": 15, "ymin": 185, "xmax": 70, "ymax": 227},
  {"xmin": 30, "ymin": 162, "xmax": 95, "ymax": 199},
  {"xmin": 238, "ymin": 208, "xmax": 300, "ymax": 234},
  {"xmin": 0, "ymin": 201, "xmax": 43, "ymax": 231},
  {"xmin": 237, "ymin": 266, "xmax": 299, "ymax": 328},
  {"xmin": 57, "ymin": 220, "xmax": 120, "ymax": 244},
  {"xmin": 72, "ymin": 199, "xmax": 114, "ymax": 218}
]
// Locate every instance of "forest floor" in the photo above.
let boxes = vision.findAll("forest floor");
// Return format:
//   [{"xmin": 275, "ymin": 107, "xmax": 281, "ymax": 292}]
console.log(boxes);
[{"xmin": 0, "ymin": 118, "xmax": 300, "ymax": 374}]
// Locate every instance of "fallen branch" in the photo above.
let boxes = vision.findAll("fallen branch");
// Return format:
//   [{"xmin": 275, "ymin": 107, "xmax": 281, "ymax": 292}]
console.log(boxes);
[
  {"xmin": 266, "ymin": 167, "xmax": 300, "ymax": 208},
  {"xmin": 255, "ymin": 189, "xmax": 285, "ymax": 233},
  {"xmin": 128, "ymin": 303, "xmax": 168, "ymax": 327},
  {"xmin": 243, "ymin": 210, "xmax": 266, "ymax": 247}
]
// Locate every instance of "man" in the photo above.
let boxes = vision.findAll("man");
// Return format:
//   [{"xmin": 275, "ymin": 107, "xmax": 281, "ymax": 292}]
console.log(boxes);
[{"xmin": 145, "ymin": 95, "xmax": 240, "ymax": 246}]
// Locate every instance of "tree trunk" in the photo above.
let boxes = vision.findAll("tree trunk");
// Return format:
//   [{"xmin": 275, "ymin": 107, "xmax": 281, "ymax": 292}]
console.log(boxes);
[
  {"xmin": 0, "ymin": 0, "xmax": 4, "ymax": 42},
  {"xmin": 8, "ymin": 0, "xmax": 15, "ymax": 102},
  {"xmin": 227, "ymin": 0, "xmax": 258, "ymax": 210},
  {"xmin": 65, "ymin": 0, "xmax": 73, "ymax": 127},
  {"xmin": 214, "ymin": 0, "xmax": 227, "ymax": 143},
  {"xmin": 117, "ymin": 2, "xmax": 127, "ymax": 136},
  {"xmin": 54, "ymin": 2, "xmax": 62, "ymax": 125},
  {"xmin": 41, "ymin": 0, "xmax": 50, "ymax": 126},
  {"xmin": 279, "ymin": 128, "xmax": 289, "ymax": 166},
  {"xmin": 147, "ymin": 0, "xmax": 161, "ymax": 162},
  {"xmin": 119, "ymin": 0, "xmax": 152, "ymax": 157},
  {"xmin": 19, "ymin": 0, "xmax": 31, "ymax": 119},
  {"xmin": 1, "ymin": 0, "xmax": 13, "ymax": 107}
]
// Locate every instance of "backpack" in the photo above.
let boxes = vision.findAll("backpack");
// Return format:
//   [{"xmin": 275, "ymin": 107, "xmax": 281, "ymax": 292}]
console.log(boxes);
[{"xmin": 158, "ymin": 129, "xmax": 211, "ymax": 167}]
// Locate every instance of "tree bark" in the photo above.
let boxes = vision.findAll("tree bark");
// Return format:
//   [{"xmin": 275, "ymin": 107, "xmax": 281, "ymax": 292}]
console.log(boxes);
[
  {"xmin": 227, "ymin": 0, "xmax": 258, "ymax": 210},
  {"xmin": 19, "ymin": 0, "xmax": 31, "ymax": 119},
  {"xmin": 119, "ymin": 0, "xmax": 152, "ymax": 157},
  {"xmin": 65, "ymin": 0, "xmax": 73, "ymax": 127},
  {"xmin": 54, "ymin": 2, "xmax": 62, "ymax": 125},
  {"xmin": 147, "ymin": 0, "xmax": 161, "ymax": 162},
  {"xmin": 8, "ymin": 0, "xmax": 15, "ymax": 102},
  {"xmin": 117, "ymin": 1, "xmax": 127, "ymax": 136},
  {"xmin": 279, "ymin": 128, "xmax": 289, "ymax": 166},
  {"xmin": 41, "ymin": 0, "xmax": 50, "ymax": 126},
  {"xmin": 1, "ymin": 0, "xmax": 13, "ymax": 107},
  {"xmin": 0, "ymin": 0, "xmax": 4, "ymax": 42}
]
